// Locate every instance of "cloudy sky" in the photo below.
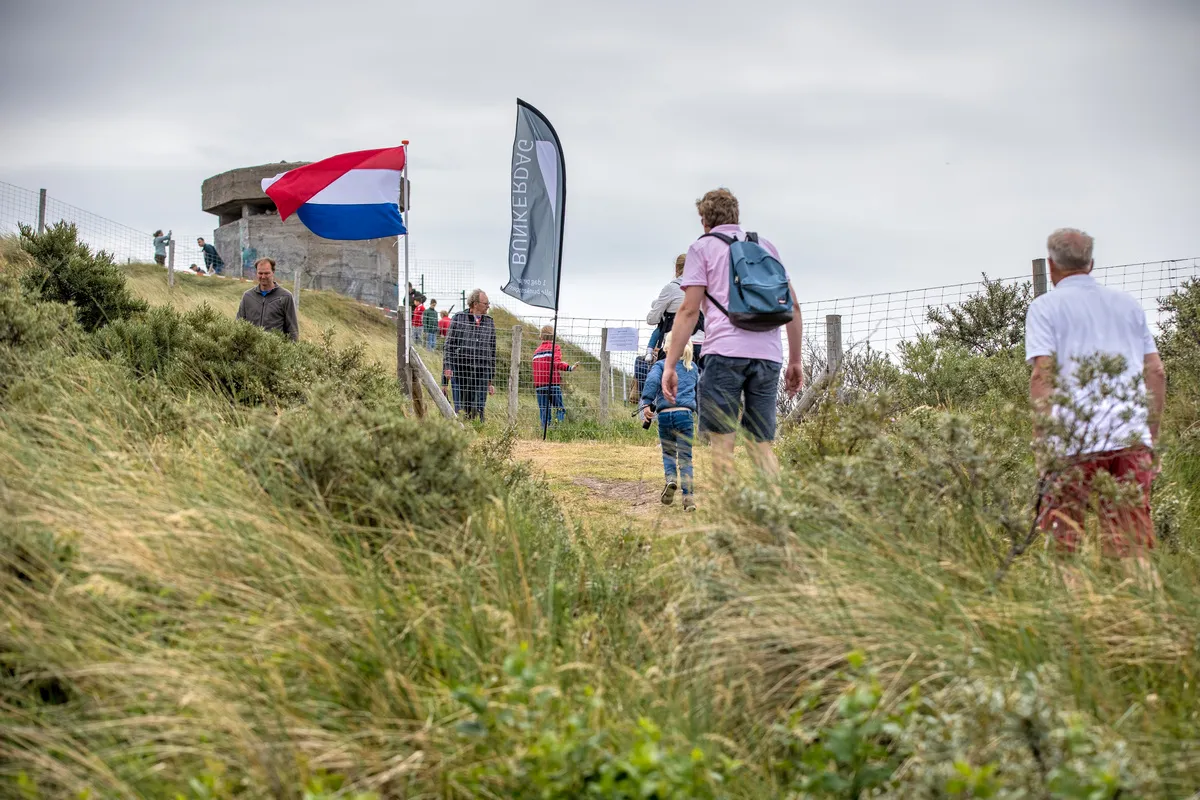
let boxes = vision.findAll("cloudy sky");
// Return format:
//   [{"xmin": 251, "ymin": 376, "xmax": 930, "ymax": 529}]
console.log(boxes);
[{"xmin": 2, "ymin": 0, "xmax": 1197, "ymax": 320}]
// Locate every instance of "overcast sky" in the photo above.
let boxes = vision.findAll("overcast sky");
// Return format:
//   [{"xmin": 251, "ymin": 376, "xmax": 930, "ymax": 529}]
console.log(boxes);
[{"xmin": 2, "ymin": 0, "xmax": 1197, "ymax": 320}]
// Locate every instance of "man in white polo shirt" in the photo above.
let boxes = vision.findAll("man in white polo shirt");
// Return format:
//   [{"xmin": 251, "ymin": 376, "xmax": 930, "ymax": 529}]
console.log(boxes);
[{"xmin": 1025, "ymin": 228, "xmax": 1167, "ymax": 563}]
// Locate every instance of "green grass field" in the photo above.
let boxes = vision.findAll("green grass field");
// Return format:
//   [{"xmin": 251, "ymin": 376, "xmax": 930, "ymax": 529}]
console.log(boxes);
[{"xmin": 4, "ymin": 228, "xmax": 1200, "ymax": 798}]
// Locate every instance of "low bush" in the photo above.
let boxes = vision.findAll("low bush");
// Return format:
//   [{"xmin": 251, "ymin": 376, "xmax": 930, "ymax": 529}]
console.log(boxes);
[
  {"xmin": 230, "ymin": 396, "xmax": 490, "ymax": 531},
  {"xmin": 0, "ymin": 271, "xmax": 78, "ymax": 387},
  {"xmin": 926, "ymin": 275, "xmax": 1032, "ymax": 357},
  {"xmin": 17, "ymin": 222, "xmax": 147, "ymax": 331},
  {"xmin": 447, "ymin": 644, "xmax": 739, "ymax": 799},
  {"xmin": 767, "ymin": 654, "xmax": 1153, "ymax": 798},
  {"xmin": 95, "ymin": 302, "xmax": 400, "ymax": 408}
]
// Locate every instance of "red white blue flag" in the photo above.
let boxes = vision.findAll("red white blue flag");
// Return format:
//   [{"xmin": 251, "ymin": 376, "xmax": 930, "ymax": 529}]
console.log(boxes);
[{"xmin": 261, "ymin": 146, "xmax": 407, "ymax": 240}]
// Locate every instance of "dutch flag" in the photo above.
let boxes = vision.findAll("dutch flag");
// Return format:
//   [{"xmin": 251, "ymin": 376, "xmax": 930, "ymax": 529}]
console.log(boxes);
[{"xmin": 261, "ymin": 146, "xmax": 407, "ymax": 241}]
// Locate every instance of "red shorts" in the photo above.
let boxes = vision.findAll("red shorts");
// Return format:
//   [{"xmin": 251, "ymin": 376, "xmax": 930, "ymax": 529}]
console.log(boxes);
[{"xmin": 1039, "ymin": 447, "xmax": 1155, "ymax": 557}]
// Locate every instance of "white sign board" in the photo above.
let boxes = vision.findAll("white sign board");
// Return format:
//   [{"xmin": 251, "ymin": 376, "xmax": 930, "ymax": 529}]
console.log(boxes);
[{"xmin": 604, "ymin": 327, "xmax": 639, "ymax": 352}]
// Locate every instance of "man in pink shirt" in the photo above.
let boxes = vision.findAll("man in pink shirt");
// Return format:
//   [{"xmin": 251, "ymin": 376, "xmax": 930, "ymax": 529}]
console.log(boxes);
[{"xmin": 662, "ymin": 188, "xmax": 804, "ymax": 477}]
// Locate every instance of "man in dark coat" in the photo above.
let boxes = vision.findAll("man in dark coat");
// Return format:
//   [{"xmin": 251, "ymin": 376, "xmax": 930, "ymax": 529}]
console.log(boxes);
[
  {"xmin": 198, "ymin": 237, "xmax": 224, "ymax": 275},
  {"xmin": 443, "ymin": 289, "xmax": 496, "ymax": 422}
]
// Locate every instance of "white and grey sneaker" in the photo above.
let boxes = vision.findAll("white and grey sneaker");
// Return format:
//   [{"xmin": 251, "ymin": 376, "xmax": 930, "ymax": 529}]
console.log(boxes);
[{"xmin": 660, "ymin": 481, "xmax": 678, "ymax": 505}]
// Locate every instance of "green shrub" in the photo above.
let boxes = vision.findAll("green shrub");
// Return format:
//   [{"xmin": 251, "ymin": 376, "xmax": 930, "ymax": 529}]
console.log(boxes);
[
  {"xmin": 894, "ymin": 666, "xmax": 1154, "ymax": 798},
  {"xmin": 0, "ymin": 271, "xmax": 78, "ymax": 387},
  {"xmin": 894, "ymin": 336, "xmax": 1029, "ymax": 410},
  {"xmin": 448, "ymin": 644, "xmax": 738, "ymax": 799},
  {"xmin": 92, "ymin": 303, "xmax": 190, "ymax": 379},
  {"xmin": 767, "ymin": 656, "xmax": 1153, "ymax": 798},
  {"xmin": 95, "ymin": 304, "xmax": 399, "ymax": 408},
  {"xmin": 230, "ymin": 398, "xmax": 490, "ymax": 531},
  {"xmin": 926, "ymin": 275, "xmax": 1031, "ymax": 357},
  {"xmin": 17, "ymin": 222, "xmax": 147, "ymax": 331},
  {"xmin": 162, "ymin": 304, "xmax": 313, "ymax": 405}
]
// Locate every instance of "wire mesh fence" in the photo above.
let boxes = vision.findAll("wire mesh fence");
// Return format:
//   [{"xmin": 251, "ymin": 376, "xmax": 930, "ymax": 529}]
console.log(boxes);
[
  {"xmin": 801, "ymin": 258, "xmax": 1200, "ymax": 355},
  {"xmin": 425, "ymin": 257, "xmax": 1200, "ymax": 433},
  {"xmin": 1, "ymin": 179, "xmax": 210, "ymax": 265},
  {"xmin": 5, "ymin": 179, "xmax": 1198, "ymax": 434}
]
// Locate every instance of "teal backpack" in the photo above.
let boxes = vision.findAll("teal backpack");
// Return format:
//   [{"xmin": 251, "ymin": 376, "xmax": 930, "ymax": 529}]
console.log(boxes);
[{"xmin": 702, "ymin": 231, "xmax": 793, "ymax": 331}]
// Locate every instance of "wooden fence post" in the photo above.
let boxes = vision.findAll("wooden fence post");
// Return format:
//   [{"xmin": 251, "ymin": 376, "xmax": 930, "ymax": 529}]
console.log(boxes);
[
  {"xmin": 508, "ymin": 325, "xmax": 522, "ymax": 426},
  {"xmin": 825, "ymin": 314, "xmax": 843, "ymax": 374},
  {"xmin": 410, "ymin": 345, "xmax": 458, "ymax": 421},
  {"xmin": 293, "ymin": 264, "xmax": 302, "ymax": 311},
  {"xmin": 1032, "ymin": 258, "xmax": 1048, "ymax": 297},
  {"xmin": 37, "ymin": 188, "xmax": 47, "ymax": 234},
  {"xmin": 599, "ymin": 327, "xmax": 611, "ymax": 424},
  {"xmin": 167, "ymin": 237, "xmax": 175, "ymax": 289}
]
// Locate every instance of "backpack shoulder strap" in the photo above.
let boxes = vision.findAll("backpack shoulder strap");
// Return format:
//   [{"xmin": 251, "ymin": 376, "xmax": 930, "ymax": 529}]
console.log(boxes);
[
  {"xmin": 704, "ymin": 290, "xmax": 730, "ymax": 318},
  {"xmin": 701, "ymin": 231, "xmax": 736, "ymax": 245},
  {"xmin": 698, "ymin": 232, "xmax": 737, "ymax": 318},
  {"xmin": 745, "ymin": 232, "xmax": 759, "ymax": 243}
]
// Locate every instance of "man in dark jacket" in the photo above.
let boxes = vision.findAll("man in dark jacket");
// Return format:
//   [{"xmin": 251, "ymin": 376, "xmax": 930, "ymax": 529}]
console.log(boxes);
[
  {"xmin": 236, "ymin": 258, "xmax": 299, "ymax": 341},
  {"xmin": 198, "ymin": 237, "xmax": 224, "ymax": 275},
  {"xmin": 443, "ymin": 288, "xmax": 496, "ymax": 421}
]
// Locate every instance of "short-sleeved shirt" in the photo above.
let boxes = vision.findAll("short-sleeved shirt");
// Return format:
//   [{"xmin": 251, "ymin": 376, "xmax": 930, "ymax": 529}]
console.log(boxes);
[
  {"xmin": 1024, "ymin": 273, "xmax": 1158, "ymax": 453},
  {"xmin": 680, "ymin": 224, "xmax": 786, "ymax": 362}
]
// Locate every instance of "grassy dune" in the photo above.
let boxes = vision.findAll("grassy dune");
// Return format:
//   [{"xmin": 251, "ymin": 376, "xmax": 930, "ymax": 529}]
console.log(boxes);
[{"xmin": 3, "ymin": 228, "xmax": 1200, "ymax": 798}]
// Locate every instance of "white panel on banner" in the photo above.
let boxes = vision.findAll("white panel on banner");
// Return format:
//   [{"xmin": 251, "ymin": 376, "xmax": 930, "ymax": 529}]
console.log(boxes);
[{"xmin": 604, "ymin": 327, "xmax": 639, "ymax": 352}]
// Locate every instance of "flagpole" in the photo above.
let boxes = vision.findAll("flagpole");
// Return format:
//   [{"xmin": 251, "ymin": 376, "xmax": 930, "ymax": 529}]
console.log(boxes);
[
  {"xmin": 542, "ymin": 163, "xmax": 566, "ymax": 443},
  {"xmin": 399, "ymin": 140, "xmax": 412, "ymax": 398}
]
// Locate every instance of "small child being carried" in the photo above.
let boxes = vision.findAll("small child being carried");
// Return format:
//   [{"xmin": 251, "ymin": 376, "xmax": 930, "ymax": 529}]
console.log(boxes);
[{"xmin": 639, "ymin": 331, "xmax": 699, "ymax": 511}]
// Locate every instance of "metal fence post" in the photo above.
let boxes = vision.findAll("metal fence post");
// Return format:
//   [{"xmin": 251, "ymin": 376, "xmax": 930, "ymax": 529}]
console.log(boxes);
[
  {"xmin": 37, "ymin": 189, "xmax": 47, "ymax": 234},
  {"xmin": 167, "ymin": 237, "xmax": 175, "ymax": 289},
  {"xmin": 1032, "ymin": 258, "xmax": 1048, "ymax": 297},
  {"xmin": 825, "ymin": 314, "xmax": 843, "ymax": 374},
  {"xmin": 599, "ymin": 327, "xmax": 611, "ymax": 424},
  {"xmin": 508, "ymin": 325, "xmax": 522, "ymax": 425}
]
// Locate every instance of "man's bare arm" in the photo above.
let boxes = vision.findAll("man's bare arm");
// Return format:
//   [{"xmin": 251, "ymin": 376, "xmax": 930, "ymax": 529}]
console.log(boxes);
[
  {"xmin": 783, "ymin": 282, "xmax": 804, "ymax": 396},
  {"xmin": 1030, "ymin": 355, "xmax": 1054, "ymax": 439},
  {"xmin": 1144, "ymin": 352, "xmax": 1166, "ymax": 446}
]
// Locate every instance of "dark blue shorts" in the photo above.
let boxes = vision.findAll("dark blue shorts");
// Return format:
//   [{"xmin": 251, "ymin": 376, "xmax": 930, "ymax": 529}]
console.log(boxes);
[{"xmin": 698, "ymin": 355, "xmax": 782, "ymax": 442}]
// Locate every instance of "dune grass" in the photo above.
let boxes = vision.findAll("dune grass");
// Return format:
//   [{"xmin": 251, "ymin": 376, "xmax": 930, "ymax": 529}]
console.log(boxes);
[{"xmin": 3, "ymin": 229, "xmax": 1200, "ymax": 797}]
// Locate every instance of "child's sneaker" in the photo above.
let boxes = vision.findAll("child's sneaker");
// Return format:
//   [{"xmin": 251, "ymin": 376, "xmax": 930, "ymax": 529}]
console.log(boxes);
[
  {"xmin": 682, "ymin": 495, "xmax": 696, "ymax": 512},
  {"xmin": 661, "ymin": 481, "xmax": 677, "ymax": 505}
]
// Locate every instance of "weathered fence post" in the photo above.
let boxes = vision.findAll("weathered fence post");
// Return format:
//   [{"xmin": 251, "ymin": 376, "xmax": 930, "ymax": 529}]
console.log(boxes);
[
  {"xmin": 37, "ymin": 189, "xmax": 46, "ymax": 234},
  {"xmin": 410, "ymin": 345, "xmax": 458, "ymax": 421},
  {"xmin": 825, "ymin": 314, "xmax": 843, "ymax": 374},
  {"xmin": 293, "ymin": 264, "xmax": 302, "ymax": 311},
  {"xmin": 599, "ymin": 327, "xmax": 611, "ymax": 424},
  {"xmin": 1032, "ymin": 258, "xmax": 1048, "ymax": 297},
  {"xmin": 508, "ymin": 325, "xmax": 522, "ymax": 425},
  {"xmin": 167, "ymin": 237, "xmax": 176, "ymax": 289}
]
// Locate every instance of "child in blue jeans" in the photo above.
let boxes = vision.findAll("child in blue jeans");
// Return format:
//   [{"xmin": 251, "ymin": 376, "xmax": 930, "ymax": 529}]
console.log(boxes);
[{"xmin": 639, "ymin": 332, "xmax": 699, "ymax": 511}]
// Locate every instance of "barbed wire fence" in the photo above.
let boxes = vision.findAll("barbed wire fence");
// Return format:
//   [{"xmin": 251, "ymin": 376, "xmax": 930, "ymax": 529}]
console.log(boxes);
[{"xmin": 5, "ymin": 180, "xmax": 1197, "ymax": 433}]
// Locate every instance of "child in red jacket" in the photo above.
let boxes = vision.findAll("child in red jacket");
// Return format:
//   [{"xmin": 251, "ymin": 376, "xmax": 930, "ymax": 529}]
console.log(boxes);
[{"xmin": 532, "ymin": 325, "xmax": 576, "ymax": 429}]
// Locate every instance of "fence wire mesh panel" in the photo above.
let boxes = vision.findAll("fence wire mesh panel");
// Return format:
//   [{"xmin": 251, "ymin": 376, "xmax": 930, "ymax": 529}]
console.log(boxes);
[
  {"xmin": 797, "ymin": 258, "xmax": 1200, "ymax": 357},
  {"xmin": 7, "ymin": 180, "xmax": 1199, "ymax": 432},
  {"xmin": 1, "ymin": 180, "xmax": 210, "ymax": 267},
  {"xmin": 419, "ymin": 312, "xmax": 656, "ymax": 431},
  {"xmin": 0, "ymin": 182, "xmax": 41, "ymax": 237},
  {"xmin": 409, "ymin": 259, "xmax": 476, "ymax": 316}
]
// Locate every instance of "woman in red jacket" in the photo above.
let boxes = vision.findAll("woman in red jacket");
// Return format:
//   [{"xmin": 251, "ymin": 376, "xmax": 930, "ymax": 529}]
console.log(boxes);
[{"xmin": 532, "ymin": 325, "xmax": 576, "ymax": 429}]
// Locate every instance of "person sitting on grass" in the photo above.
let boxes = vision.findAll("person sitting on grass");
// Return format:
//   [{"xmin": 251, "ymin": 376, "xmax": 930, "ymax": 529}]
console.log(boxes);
[{"xmin": 639, "ymin": 331, "xmax": 699, "ymax": 511}]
